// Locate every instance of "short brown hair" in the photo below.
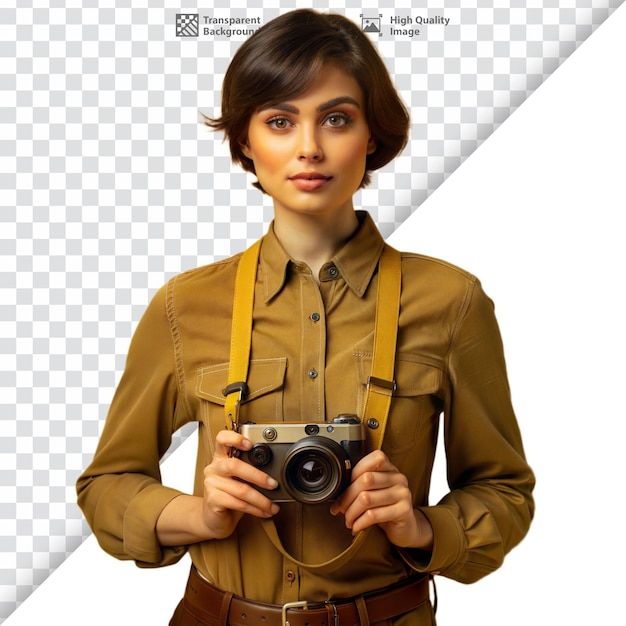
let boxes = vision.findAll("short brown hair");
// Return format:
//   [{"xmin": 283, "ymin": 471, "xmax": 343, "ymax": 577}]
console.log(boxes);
[{"xmin": 205, "ymin": 9, "xmax": 410, "ymax": 191}]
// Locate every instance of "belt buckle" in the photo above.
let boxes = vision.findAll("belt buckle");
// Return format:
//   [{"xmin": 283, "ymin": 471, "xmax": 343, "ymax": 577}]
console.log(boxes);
[
  {"xmin": 281, "ymin": 600, "xmax": 308, "ymax": 626},
  {"xmin": 326, "ymin": 601, "xmax": 339, "ymax": 626}
]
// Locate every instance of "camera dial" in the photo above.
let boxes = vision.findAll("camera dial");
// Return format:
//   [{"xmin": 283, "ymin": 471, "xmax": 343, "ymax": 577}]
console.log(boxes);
[{"xmin": 248, "ymin": 443, "xmax": 272, "ymax": 467}]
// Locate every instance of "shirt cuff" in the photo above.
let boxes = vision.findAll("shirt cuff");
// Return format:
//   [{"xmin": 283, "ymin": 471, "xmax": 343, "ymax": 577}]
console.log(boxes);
[
  {"xmin": 398, "ymin": 506, "xmax": 465, "ymax": 575},
  {"xmin": 123, "ymin": 484, "xmax": 187, "ymax": 567}
]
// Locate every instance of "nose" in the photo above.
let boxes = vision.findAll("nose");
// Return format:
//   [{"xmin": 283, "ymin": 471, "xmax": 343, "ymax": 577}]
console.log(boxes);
[{"xmin": 297, "ymin": 124, "xmax": 323, "ymax": 162}]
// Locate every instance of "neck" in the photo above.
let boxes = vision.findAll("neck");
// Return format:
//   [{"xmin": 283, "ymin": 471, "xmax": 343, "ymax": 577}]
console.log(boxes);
[{"xmin": 273, "ymin": 209, "xmax": 360, "ymax": 280}]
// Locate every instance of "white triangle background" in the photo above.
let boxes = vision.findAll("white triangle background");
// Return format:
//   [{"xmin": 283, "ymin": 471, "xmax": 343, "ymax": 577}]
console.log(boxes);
[{"xmin": 6, "ymin": 3, "xmax": 625, "ymax": 624}]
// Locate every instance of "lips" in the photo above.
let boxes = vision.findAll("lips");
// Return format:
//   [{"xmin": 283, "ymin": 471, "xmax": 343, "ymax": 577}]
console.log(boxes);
[{"xmin": 289, "ymin": 172, "xmax": 332, "ymax": 192}]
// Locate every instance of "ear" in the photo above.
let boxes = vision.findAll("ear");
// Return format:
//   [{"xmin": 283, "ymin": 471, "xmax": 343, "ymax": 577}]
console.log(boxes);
[
  {"xmin": 241, "ymin": 140, "xmax": 252, "ymax": 160},
  {"xmin": 366, "ymin": 134, "xmax": 378, "ymax": 155}
]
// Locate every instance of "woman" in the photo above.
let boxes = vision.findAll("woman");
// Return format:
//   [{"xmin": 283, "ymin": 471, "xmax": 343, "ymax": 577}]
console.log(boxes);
[{"xmin": 77, "ymin": 9, "xmax": 534, "ymax": 625}]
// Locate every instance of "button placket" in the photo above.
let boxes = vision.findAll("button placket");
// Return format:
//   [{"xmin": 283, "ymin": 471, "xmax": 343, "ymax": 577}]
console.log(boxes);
[{"xmin": 299, "ymin": 273, "xmax": 325, "ymax": 421}]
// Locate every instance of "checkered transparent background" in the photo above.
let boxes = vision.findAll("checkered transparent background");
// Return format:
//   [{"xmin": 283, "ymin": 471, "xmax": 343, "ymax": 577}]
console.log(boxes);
[{"xmin": 0, "ymin": 0, "xmax": 622, "ymax": 621}]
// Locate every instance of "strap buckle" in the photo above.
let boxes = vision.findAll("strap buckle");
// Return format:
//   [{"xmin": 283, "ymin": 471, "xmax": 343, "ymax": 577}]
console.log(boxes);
[
  {"xmin": 222, "ymin": 381, "xmax": 249, "ymax": 431},
  {"xmin": 222, "ymin": 381, "xmax": 250, "ymax": 401},
  {"xmin": 282, "ymin": 601, "xmax": 308, "ymax": 626},
  {"xmin": 366, "ymin": 376, "xmax": 396, "ymax": 395}
]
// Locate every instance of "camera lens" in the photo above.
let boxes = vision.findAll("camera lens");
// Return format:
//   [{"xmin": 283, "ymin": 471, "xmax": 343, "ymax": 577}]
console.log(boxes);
[
  {"xmin": 296, "ymin": 457, "xmax": 330, "ymax": 488},
  {"xmin": 282, "ymin": 437, "xmax": 351, "ymax": 504}
]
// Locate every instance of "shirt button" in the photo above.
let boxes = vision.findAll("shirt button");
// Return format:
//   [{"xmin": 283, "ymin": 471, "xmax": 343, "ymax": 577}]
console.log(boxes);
[
  {"xmin": 310, "ymin": 312, "xmax": 321, "ymax": 322},
  {"xmin": 327, "ymin": 265, "xmax": 339, "ymax": 279},
  {"xmin": 308, "ymin": 369, "xmax": 318, "ymax": 379}
]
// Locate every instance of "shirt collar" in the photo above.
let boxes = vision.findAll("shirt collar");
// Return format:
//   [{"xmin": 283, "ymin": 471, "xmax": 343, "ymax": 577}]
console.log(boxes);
[{"xmin": 259, "ymin": 210, "xmax": 385, "ymax": 302}]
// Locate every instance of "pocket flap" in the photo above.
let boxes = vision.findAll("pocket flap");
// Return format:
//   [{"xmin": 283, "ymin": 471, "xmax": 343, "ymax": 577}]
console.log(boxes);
[{"xmin": 196, "ymin": 358, "xmax": 288, "ymax": 405}]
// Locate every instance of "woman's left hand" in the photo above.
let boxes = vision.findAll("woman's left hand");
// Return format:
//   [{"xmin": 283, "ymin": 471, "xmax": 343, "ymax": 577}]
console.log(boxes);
[{"xmin": 330, "ymin": 450, "xmax": 433, "ymax": 550}]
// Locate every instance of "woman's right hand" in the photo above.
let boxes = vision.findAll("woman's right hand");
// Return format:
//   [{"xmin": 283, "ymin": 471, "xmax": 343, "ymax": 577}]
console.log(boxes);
[
  {"xmin": 156, "ymin": 429, "xmax": 279, "ymax": 546},
  {"xmin": 200, "ymin": 429, "xmax": 280, "ymax": 539}
]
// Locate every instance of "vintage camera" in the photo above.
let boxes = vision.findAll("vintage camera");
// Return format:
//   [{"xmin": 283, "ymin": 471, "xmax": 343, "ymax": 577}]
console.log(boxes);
[{"xmin": 238, "ymin": 415, "xmax": 366, "ymax": 504}]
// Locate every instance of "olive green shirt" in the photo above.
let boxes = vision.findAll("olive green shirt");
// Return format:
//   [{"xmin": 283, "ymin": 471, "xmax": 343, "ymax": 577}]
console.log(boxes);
[{"xmin": 77, "ymin": 211, "xmax": 534, "ymax": 621}]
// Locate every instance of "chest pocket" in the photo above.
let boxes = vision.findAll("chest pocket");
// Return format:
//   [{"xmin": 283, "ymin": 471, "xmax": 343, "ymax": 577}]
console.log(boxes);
[
  {"xmin": 356, "ymin": 355, "xmax": 443, "ymax": 456},
  {"xmin": 195, "ymin": 358, "xmax": 287, "ymax": 454}
]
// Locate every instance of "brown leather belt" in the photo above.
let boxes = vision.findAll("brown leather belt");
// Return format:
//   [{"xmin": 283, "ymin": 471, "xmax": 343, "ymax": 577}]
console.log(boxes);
[{"xmin": 175, "ymin": 566, "xmax": 430, "ymax": 626}]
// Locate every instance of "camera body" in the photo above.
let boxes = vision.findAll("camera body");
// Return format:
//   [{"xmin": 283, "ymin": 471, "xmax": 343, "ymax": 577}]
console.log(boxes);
[{"xmin": 238, "ymin": 415, "xmax": 366, "ymax": 503}]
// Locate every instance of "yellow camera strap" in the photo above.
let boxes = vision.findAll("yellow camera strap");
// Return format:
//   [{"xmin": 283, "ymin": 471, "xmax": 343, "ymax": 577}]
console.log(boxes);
[
  {"xmin": 223, "ymin": 238, "xmax": 262, "ymax": 430},
  {"xmin": 223, "ymin": 238, "xmax": 401, "ymax": 444},
  {"xmin": 361, "ymin": 243, "xmax": 402, "ymax": 452},
  {"xmin": 222, "ymin": 237, "xmax": 402, "ymax": 572}
]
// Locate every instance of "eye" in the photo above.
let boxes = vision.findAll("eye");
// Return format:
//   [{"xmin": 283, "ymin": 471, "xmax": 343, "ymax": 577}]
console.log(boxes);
[
  {"xmin": 266, "ymin": 116, "xmax": 292, "ymax": 130},
  {"xmin": 323, "ymin": 113, "xmax": 352, "ymax": 128}
]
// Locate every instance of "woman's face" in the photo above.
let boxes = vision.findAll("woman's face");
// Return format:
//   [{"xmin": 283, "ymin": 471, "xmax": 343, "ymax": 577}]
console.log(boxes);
[{"xmin": 243, "ymin": 65, "xmax": 376, "ymax": 223}]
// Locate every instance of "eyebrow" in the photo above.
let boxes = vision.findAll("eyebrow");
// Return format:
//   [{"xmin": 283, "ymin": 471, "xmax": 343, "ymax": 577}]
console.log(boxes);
[{"xmin": 259, "ymin": 96, "xmax": 361, "ymax": 114}]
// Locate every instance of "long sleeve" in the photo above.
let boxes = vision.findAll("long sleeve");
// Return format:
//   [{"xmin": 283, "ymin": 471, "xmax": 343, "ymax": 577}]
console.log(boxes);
[
  {"xmin": 401, "ymin": 279, "xmax": 535, "ymax": 583},
  {"xmin": 76, "ymin": 282, "xmax": 190, "ymax": 567}
]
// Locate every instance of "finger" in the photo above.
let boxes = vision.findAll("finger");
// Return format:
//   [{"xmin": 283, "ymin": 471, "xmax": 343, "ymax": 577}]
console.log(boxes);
[
  {"xmin": 342, "ymin": 483, "xmax": 409, "ymax": 528},
  {"xmin": 350, "ymin": 499, "xmax": 414, "ymax": 536},
  {"xmin": 214, "ymin": 429, "xmax": 253, "ymax": 456},
  {"xmin": 206, "ymin": 475, "xmax": 280, "ymax": 518},
  {"xmin": 205, "ymin": 455, "xmax": 278, "ymax": 491},
  {"xmin": 216, "ymin": 496, "xmax": 278, "ymax": 520},
  {"xmin": 350, "ymin": 450, "xmax": 397, "ymax": 481},
  {"xmin": 331, "ymin": 467, "xmax": 405, "ymax": 515}
]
